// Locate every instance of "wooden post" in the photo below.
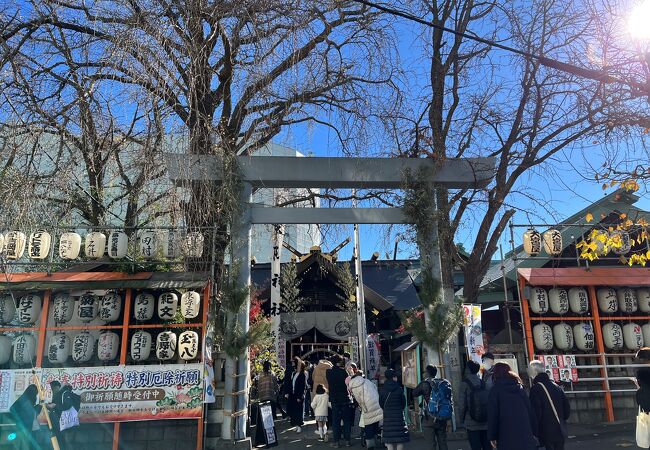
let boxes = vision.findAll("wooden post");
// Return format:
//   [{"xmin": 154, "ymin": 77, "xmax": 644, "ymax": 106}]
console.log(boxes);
[
  {"xmin": 197, "ymin": 282, "xmax": 210, "ymax": 450},
  {"xmin": 113, "ymin": 288, "xmax": 132, "ymax": 450},
  {"xmin": 587, "ymin": 285, "xmax": 614, "ymax": 422},
  {"xmin": 518, "ymin": 276, "xmax": 535, "ymax": 361},
  {"xmin": 35, "ymin": 289, "xmax": 52, "ymax": 368}
]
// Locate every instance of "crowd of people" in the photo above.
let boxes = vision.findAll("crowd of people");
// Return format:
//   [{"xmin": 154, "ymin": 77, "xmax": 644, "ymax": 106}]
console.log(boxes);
[{"xmin": 251, "ymin": 351, "xmax": 575, "ymax": 450}]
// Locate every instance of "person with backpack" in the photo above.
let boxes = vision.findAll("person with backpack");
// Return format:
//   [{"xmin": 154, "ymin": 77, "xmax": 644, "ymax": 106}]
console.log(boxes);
[
  {"xmin": 380, "ymin": 369, "xmax": 410, "ymax": 450},
  {"xmin": 458, "ymin": 360, "xmax": 490, "ymax": 450},
  {"xmin": 412, "ymin": 364, "xmax": 451, "ymax": 450},
  {"xmin": 528, "ymin": 360, "xmax": 570, "ymax": 450}
]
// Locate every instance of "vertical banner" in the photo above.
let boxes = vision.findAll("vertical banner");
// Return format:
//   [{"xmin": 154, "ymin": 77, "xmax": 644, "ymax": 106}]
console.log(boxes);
[
  {"xmin": 366, "ymin": 334, "xmax": 381, "ymax": 380},
  {"xmin": 270, "ymin": 225, "xmax": 286, "ymax": 369},
  {"xmin": 462, "ymin": 304, "xmax": 485, "ymax": 364}
]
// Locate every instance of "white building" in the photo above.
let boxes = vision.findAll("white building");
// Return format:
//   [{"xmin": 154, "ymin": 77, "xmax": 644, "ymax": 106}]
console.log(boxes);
[{"xmin": 250, "ymin": 143, "xmax": 321, "ymax": 263}]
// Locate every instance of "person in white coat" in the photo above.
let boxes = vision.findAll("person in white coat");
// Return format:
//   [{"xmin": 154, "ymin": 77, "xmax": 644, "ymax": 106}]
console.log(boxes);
[
  {"xmin": 348, "ymin": 372, "xmax": 383, "ymax": 450},
  {"xmin": 311, "ymin": 384, "xmax": 330, "ymax": 442}
]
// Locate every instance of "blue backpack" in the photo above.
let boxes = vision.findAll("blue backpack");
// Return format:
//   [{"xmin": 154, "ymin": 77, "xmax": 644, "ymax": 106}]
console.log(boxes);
[{"xmin": 427, "ymin": 379, "xmax": 453, "ymax": 420}]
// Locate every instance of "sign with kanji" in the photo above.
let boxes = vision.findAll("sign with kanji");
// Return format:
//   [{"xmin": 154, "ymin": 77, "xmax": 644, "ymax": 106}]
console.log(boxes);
[{"xmin": 462, "ymin": 304, "xmax": 485, "ymax": 364}]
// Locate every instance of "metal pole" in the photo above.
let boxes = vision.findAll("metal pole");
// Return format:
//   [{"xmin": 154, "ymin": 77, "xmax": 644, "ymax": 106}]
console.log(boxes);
[
  {"xmin": 500, "ymin": 244, "xmax": 513, "ymax": 345},
  {"xmin": 354, "ymin": 222, "xmax": 368, "ymax": 373}
]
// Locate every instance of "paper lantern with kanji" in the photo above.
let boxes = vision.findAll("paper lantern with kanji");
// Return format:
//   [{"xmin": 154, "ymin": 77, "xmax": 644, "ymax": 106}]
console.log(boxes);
[
  {"xmin": 553, "ymin": 323, "xmax": 574, "ymax": 350},
  {"xmin": 617, "ymin": 288, "xmax": 638, "ymax": 314},
  {"xmin": 643, "ymin": 324, "xmax": 650, "ymax": 348},
  {"xmin": 108, "ymin": 231, "xmax": 129, "ymax": 259},
  {"xmin": 28, "ymin": 230, "xmax": 51, "ymax": 260},
  {"xmin": 182, "ymin": 232, "xmax": 204, "ymax": 258},
  {"xmin": 533, "ymin": 323, "xmax": 554, "ymax": 351},
  {"xmin": 0, "ymin": 335, "xmax": 11, "ymax": 364},
  {"xmin": 157, "ymin": 292, "xmax": 178, "ymax": 321},
  {"xmin": 52, "ymin": 293, "xmax": 74, "ymax": 324},
  {"xmin": 639, "ymin": 289, "xmax": 650, "ymax": 313},
  {"xmin": 623, "ymin": 323, "xmax": 644, "ymax": 350},
  {"xmin": 77, "ymin": 293, "xmax": 98, "ymax": 323},
  {"xmin": 13, "ymin": 334, "xmax": 35, "ymax": 364},
  {"xmin": 549, "ymin": 288, "xmax": 569, "ymax": 315},
  {"xmin": 611, "ymin": 231, "xmax": 632, "ymax": 255},
  {"xmin": 529, "ymin": 287, "xmax": 549, "ymax": 314},
  {"xmin": 17, "ymin": 294, "xmax": 41, "ymax": 325},
  {"xmin": 178, "ymin": 330, "xmax": 199, "ymax": 360},
  {"xmin": 181, "ymin": 291, "xmax": 200, "ymax": 319},
  {"xmin": 72, "ymin": 333, "xmax": 95, "ymax": 362},
  {"xmin": 5, "ymin": 231, "xmax": 26, "ymax": 260},
  {"xmin": 156, "ymin": 331, "xmax": 177, "ymax": 360},
  {"xmin": 99, "ymin": 292, "xmax": 122, "ymax": 323},
  {"xmin": 139, "ymin": 230, "xmax": 158, "ymax": 259},
  {"xmin": 133, "ymin": 293, "xmax": 154, "ymax": 321},
  {"xmin": 602, "ymin": 323, "xmax": 624, "ymax": 351},
  {"xmin": 98, "ymin": 332, "xmax": 119, "ymax": 361},
  {"xmin": 573, "ymin": 322, "xmax": 595, "ymax": 352},
  {"xmin": 523, "ymin": 229, "xmax": 542, "ymax": 256},
  {"xmin": 47, "ymin": 334, "xmax": 70, "ymax": 364},
  {"xmin": 543, "ymin": 229, "xmax": 562, "ymax": 256},
  {"xmin": 568, "ymin": 287, "xmax": 589, "ymax": 314},
  {"xmin": 597, "ymin": 288, "xmax": 618, "ymax": 313},
  {"xmin": 161, "ymin": 231, "xmax": 179, "ymax": 258},
  {"xmin": 85, "ymin": 232, "xmax": 106, "ymax": 259},
  {"xmin": 130, "ymin": 331, "xmax": 152, "ymax": 362},
  {"xmin": 0, "ymin": 294, "xmax": 15, "ymax": 324},
  {"xmin": 59, "ymin": 232, "xmax": 82, "ymax": 259}
]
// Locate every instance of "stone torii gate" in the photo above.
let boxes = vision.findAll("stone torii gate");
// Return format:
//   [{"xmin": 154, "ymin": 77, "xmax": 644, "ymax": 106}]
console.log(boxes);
[{"xmin": 165, "ymin": 154, "xmax": 496, "ymax": 445}]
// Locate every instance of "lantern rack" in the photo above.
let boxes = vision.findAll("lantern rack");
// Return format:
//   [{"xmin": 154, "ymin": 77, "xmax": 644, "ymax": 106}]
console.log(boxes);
[
  {"xmin": 0, "ymin": 272, "xmax": 210, "ymax": 450},
  {"xmin": 519, "ymin": 267, "xmax": 650, "ymax": 423}
]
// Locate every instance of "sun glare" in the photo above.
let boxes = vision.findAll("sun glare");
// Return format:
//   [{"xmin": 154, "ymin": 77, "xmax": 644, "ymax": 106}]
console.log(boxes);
[{"xmin": 629, "ymin": 0, "xmax": 650, "ymax": 40}]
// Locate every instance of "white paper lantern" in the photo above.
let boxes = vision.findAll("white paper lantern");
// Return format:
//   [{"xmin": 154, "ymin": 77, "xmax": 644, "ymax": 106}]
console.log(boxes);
[
  {"xmin": 617, "ymin": 288, "xmax": 638, "ymax": 314},
  {"xmin": 182, "ymin": 232, "xmax": 204, "ymax": 258},
  {"xmin": 72, "ymin": 333, "xmax": 95, "ymax": 362},
  {"xmin": 59, "ymin": 232, "xmax": 82, "ymax": 259},
  {"xmin": 97, "ymin": 332, "xmax": 120, "ymax": 361},
  {"xmin": 533, "ymin": 323, "xmax": 554, "ymax": 351},
  {"xmin": 639, "ymin": 289, "xmax": 650, "ymax": 313},
  {"xmin": 543, "ymin": 229, "xmax": 563, "ymax": 256},
  {"xmin": 623, "ymin": 323, "xmax": 644, "ymax": 350},
  {"xmin": 157, "ymin": 292, "xmax": 178, "ymax": 321},
  {"xmin": 181, "ymin": 291, "xmax": 201, "ymax": 319},
  {"xmin": 597, "ymin": 288, "xmax": 618, "ymax": 313},
  {"xmin": 573, "ymin": 322, "xmax": 595, "ymax": 352},
  {"xmin": 13, "ymin": 335, "xmax": 35, "ymax": 364},
  {"xmin": 47, "ymin": 334, "xmax": 71, "ymax": 364},
  {"xmin": 130, "ymin": 331, "xmax": 152, "ymax": 361},
  {"xmin": 642, "ymin": 324, "xmax": 650, "ymax": 348},
  {"xmin": 161, "ymin": 231, "xmax": 179, "ymax": 258},
  {"xmin": 133, "ymin": 293, "xmax": 155, "ymax": 321},
  {"xmin": 178, "ymin": 331, "xmax": 199, "ymax": 360},
  {"xmin": 108, "ymin": 231, "xmax": 129, "ymax": 259},
  {"xmin": 28, "ymin": 230, "xmax": 51, "ymax": 260},
  {"xmin": 52, "ymin": 293, "xmax": 74, "ymax": 324},
  {"xmin": 529, "ymin": 287, "xmax": 549, "ymax": 314},
  {"xmin": 4, "ymin": 231, "xmax": 26, "ymax": 260},
  {"xmin": 0, "ymin": 294, "xmax": 16, "ymax": 324},
  {"xmin": 139, "ymin": 230, "xmax": 158, "ymax": 259},
  {"xmin": 602, "ymin": 323, "xmax": 624, "ymax": 351},
  {"xmin": 553, "ymin": 323, "xmax": 574, "ymax": 350},
  {"xmin": 611, "ymin": 231, "xmax": 632, "ymax": 255},
  {"xmin": 17, "ymin": 294, "xmax": 41, "ymax": 325},
  {"xmin": 568, "ymin": 287, "xmax": 589, "ymax": 314},
  {"xmin": 523, "ymin": 229, "xmax": 542, "ymax": 256},
  {"xmin": 85, "ymin": 232, "xmax": 106, "ymax": 258},
  {"xmin": 99, "ymin": 292, "xmax": 122, "ymax": 323},
  {"xmin": 156, "ymin": 331, "xmax": 177, "ymax": 360},
  {"xmin": 549, "ymin": 288, "xmax": 569, "ymax": 315},
  {"xmin": 0, "ymin": 335, "xmax": 11, "ymax": 364},
  {"xmin": 77, "ymin": 293, "xmax": 98, "ymax": 322}
]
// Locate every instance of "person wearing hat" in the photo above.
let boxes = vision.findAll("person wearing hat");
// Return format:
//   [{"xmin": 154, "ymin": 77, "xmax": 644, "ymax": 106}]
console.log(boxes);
[
  {"xmin": 481, "ymin": 353, "xmax": 495, "ymax": 391},
  {"xmin": 380, "ymin": 369, "xmax": 410, "ymax": 450}
]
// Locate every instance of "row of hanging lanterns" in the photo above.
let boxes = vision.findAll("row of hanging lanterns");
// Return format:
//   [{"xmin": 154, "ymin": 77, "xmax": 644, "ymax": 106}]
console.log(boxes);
[
  {"xmin": 0, "ymin": 230, "xmax": 204, "ymax": 260},
  {"xmin": 533, "ymin": 321, "xmax": 647, "ymax": 352},
  {"xmin": 133, "ymin": 291, "xmax": 200, "ymax": 321},
  {"xmin": 523, "ymin": 228, "xmax": 563, "ymax": 256},
  {"xmin": 0, "ymin": 329, "xmax": 200, "ymax": 365},
  {"xmin": 529, "ymin": 286, "xmax": 650, "ymax": 315}
]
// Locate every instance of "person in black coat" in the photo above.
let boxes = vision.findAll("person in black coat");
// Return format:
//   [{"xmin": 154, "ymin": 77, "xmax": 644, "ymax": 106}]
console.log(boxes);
[
  {"xmin": 487, "ymin": 362, "xmax": 537, "ymax": 450},
  {"xmin": 10, "ymin": 384, "xmax": 40, "ymax": 450},
  {"xmin": 284, "ymin": 356, "xmax": 307, "ymax": 432},
  {"xmin": 636, "ymin": 348, "xmax": 650, "ymax": 413},
  {"xmin": 326, "ymin": 354, "xmax": 353, "ymax": 447},
  {"xmin": 528, "ymin": 361, "xmax": 570, "ymax": 450},
  {"xmin": 379, "ymin": 369, "xmax": 410, "ymax": 450}
]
